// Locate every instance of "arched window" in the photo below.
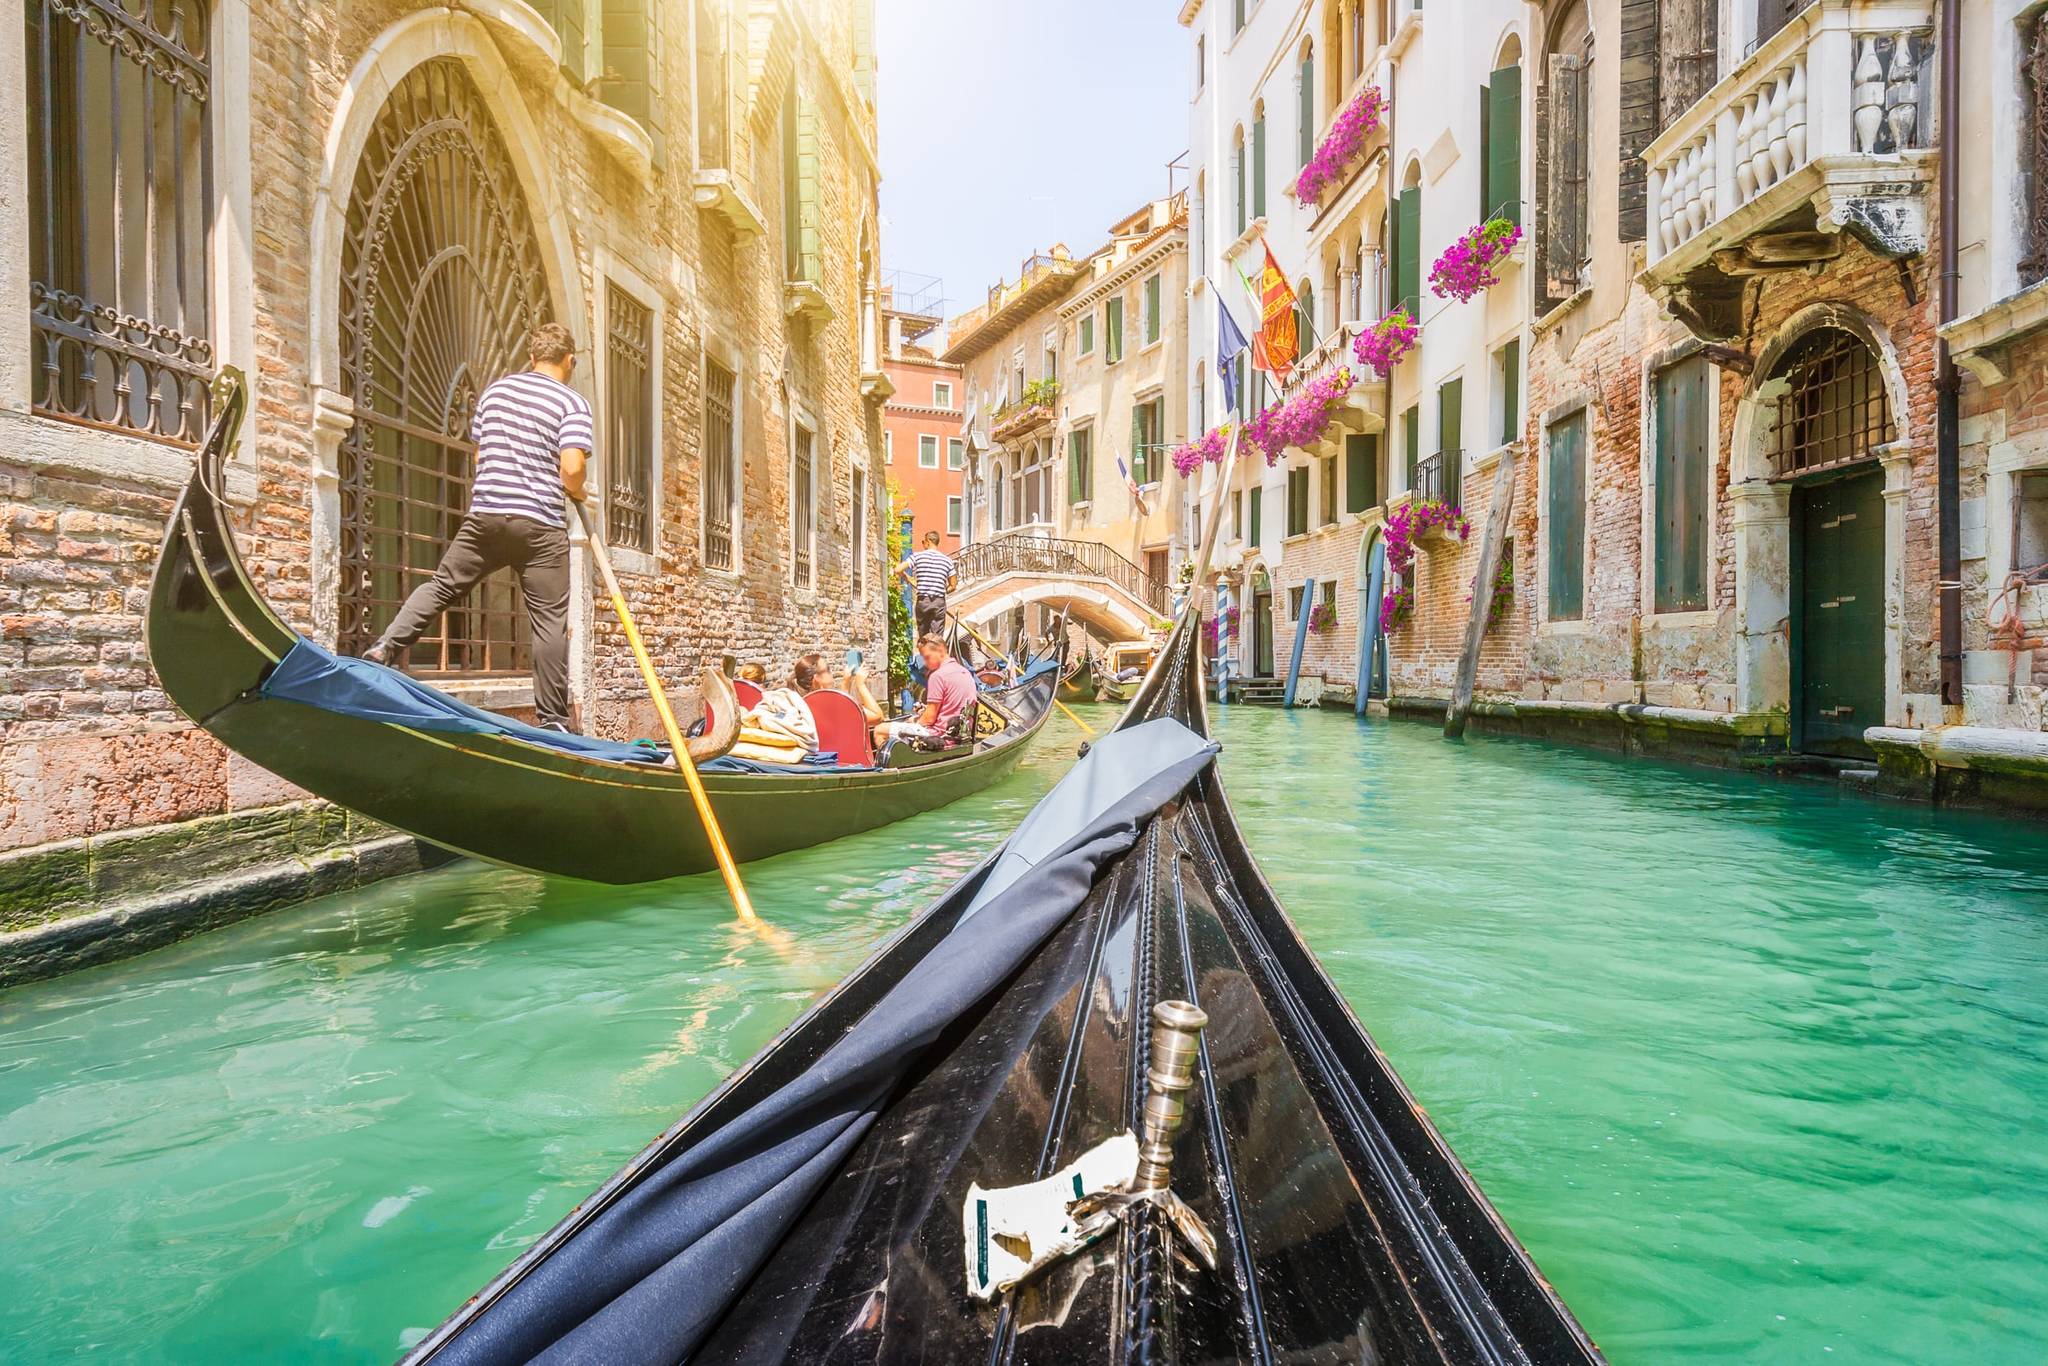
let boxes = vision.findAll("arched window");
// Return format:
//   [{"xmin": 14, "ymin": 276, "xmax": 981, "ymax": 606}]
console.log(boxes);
[
  {"xmin": 1232, "ymin": 125, "xmax": 1247, "ymax": 236},
  {"xmin": 1251, "ymin": 100, "xmax": 1268, "ymax": 220},
  {"xmin": 1540, "ymin": 2, "xmax": 1593, "ymax": 306},
  {"xmin": 1393, "ymin": 161, "xmax": 1423, "ymax": 317},
  {"xmin": 1767, "ymin": 327, "xmax": 1895, "ymax": 479}
]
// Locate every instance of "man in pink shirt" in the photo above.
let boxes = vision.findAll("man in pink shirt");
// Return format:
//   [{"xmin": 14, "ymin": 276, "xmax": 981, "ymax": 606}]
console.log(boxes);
[{"xmin": 874, "ymin": 634, "xmax": 978, "ymax": 748}]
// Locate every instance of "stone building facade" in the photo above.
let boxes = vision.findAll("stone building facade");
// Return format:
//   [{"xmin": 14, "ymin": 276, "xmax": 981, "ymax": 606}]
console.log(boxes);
[
  {"xmin": 1, "ymin": 0, "xmax": 887, "ymax": 943},
  {"xmin": 878, "ymin": 286, "xmax": 965, "ymax": 552}
]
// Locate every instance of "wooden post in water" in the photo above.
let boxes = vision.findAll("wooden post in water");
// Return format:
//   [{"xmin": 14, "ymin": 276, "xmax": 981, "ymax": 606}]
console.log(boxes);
[
  {"xmin": 1282, "ymin": 577, "xmax": 1317, "ymax": 707},
  {"xmin": 1444, "ymin": 450, "xmax": 1517, "ymax": 739},
  {"xmin": 1356, "ymin": 538, "xmax": 1385, "ymax": 717}
]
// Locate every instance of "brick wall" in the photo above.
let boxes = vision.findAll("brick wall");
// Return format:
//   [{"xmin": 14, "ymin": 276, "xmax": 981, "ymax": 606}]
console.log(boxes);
[{"xmin": 2, "ymin": 1, "xmax": 886, "ymax": 851}]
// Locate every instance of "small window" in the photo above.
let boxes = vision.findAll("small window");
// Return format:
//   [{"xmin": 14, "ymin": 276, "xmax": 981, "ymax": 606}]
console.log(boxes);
[
  {"xmin": 1287, "ymin": 466, "xmax": 1310, "ymax": 537},
  {"xmin": 1768, "ymin": 327, "xmax": 1894, "ymax": 478},
  {"xmin": 1289, "ymin": 585, "xmax": 1306, "ymax": 619},
  {"xmin": 918, "ymin": 434, "xmax": 939, "ymax": 468},
  {"xmin": 605, "ymin": 283, "xmax": 655, "ymax": 553},
  {"xmin": 851, "ymin": 466, "xmax": 867, "ymax": 596},
  {"xmin": 1321, "ymin": 579, "xmax": 1337, "ymax": 615},
  {"xmin": 947, "ymin": 496, "xmax": 963, "ymax": 536},
  {"xmin": 932, "ymin": 380, "xmax": 954, "ymax": 408},
  {"xmin": 703, "ymin": 359, "xmax": 740, "ymax": 571},
  {"xmin": 1105, "ymin": 297, "xmax": 1125, "ymax": 364},
  {"xmin": 883, "ymin": 430, "xmax": 893, "ymax": 464},
  {"xmin": 1493, "ymin": 338, "xmax": 1522, "ymax": 448},
  {"xmin": 1232, "ymin": 488, "xmax": 1244, "ymax": 540},
  {"xmin": 1130, "ymin": 399, "xmax": 1163, "ymax": 485},
  {"xmin": 1653, "ymin": 355, "xmax": 1711, "ymax": 612},
  {"xmin": 1144, "ymin": 274, "xmax": 1163, "ymax": 345},
  {"xmin": 948, "ymin": 437, "xmax": 965, "ymax": 469},
  {"xmin": 1078, "ymin": 314, "xmax": 1095, "ymax": 356},
  {"xmin": 791, "ymin": 420, "xmax": 816, "ymax": 588},
  {"xmin": 2017, "ymin": 472, "xmax": 2048, "ymax": 572}
]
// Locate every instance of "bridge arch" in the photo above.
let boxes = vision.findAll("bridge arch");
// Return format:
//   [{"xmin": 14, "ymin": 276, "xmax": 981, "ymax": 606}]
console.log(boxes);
[{"xmin": 953, "ymin": 577, "xmax": 1155, "ymax": 642}]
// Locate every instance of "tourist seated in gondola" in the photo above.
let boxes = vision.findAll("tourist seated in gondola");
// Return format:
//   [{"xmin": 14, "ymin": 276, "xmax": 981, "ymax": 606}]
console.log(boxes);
[
  {"xmin": 736, "ymin": 662, "xmax": 768, "ymax": 685},
  {"xmin": 730, "ymin": 657, "xmax": 825, "ymax": 764},
  {"xmin": 873, "ymin": 634, "xmax": 976, "ymax": 750}
]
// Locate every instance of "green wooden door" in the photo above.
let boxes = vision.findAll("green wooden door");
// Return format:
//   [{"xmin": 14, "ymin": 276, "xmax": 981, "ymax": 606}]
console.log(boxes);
[
  {"xmin": 1254, "ymin": 591, "xmax": 1275, "ymax": 676},
  {"xmin": 1795, "ymin": 469, "xmax": 1884, "ymax": 755}
]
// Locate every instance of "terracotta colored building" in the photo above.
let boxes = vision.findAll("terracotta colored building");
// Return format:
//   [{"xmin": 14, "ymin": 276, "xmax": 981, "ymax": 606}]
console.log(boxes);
[{"xmin": 879, "ymin": 288, "xmax": 966, "ymax": 552}]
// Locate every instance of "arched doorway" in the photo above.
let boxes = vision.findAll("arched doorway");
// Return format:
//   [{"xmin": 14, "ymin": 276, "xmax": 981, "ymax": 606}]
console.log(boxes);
[
  {"xmin": 1249, "ymin": 563, "xmax": 1275, "ymax": 678},
  {"xmin": 336, "ymin": 59, "xmax": 550, "ymax": 673},
  {"xmin": 1763, "ymin": 325, "xmax": 1895, "ymax": 754}
]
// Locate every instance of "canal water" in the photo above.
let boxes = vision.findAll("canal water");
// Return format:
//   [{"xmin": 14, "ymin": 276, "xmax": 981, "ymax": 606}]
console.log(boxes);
[{"xmin": 3, "ymin": 709, "xmax": 2045, "ymax": 1362}]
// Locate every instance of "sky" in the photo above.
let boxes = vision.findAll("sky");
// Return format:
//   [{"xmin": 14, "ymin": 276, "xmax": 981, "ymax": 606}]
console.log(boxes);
[{"xmin": 875, "ymin": 0, "xmax": 1191, "ymax": 328}]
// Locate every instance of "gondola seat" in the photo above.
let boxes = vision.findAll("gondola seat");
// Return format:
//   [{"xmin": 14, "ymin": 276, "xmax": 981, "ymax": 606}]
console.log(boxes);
[
  {"xmin": 802, "ymin": 688, "xmax": 874, "ymax": 767},
  {"xmin": 734, "ymin": 679, "xmax": 763, "ymax": 709}
]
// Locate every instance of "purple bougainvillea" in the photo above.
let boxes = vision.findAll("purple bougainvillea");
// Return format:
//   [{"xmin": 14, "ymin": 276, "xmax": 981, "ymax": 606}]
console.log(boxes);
[
  {"xmin": 1380, "ymin": 584, "xmax": 1414, "ymax": 631},
  {"xmin": 1170, "ymin": 423, "xmax": 1233, "ymax": 478},
  {"xmin": 1382, "ymin": 497, "xmax": 1471, "ymax": 578},
  {"xmin": 1243, "ymin": 367, "xmax": 1357, "ymax": 466},
  {"xmin": 1307, "ymin": 600, "xmax": 1337, "ymax": 636},
  {"xmin": 1352, "ymin": 310, "xmax": 1419, "ymax": 377},
  {"xmin": 1294, "ymin": 87, "xmax": 1387, "ymax": 208},
  {"xmin": 1429, "ymin": 217, "xmax": 1522, "ymax": 304}
]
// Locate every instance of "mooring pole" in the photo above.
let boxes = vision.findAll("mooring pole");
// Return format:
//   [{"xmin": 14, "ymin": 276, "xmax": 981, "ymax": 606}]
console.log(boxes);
[
  {"xmin": 1282, "ymin": 576, "xmax": 1317, "ymax": 707},
  {"xmin": 1356, "ymin": 538, "xmax": 1386, "ymax": 717},
  {"xmin": 1445, "ymin": 451, "xmax": 1517, "ymax": 739}
]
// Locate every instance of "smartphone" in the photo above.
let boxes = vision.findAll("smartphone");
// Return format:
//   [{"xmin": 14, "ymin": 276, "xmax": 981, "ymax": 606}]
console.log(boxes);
[{"xmin": 843, "ymin": 647, "xmax": 863, "ymax": 671}]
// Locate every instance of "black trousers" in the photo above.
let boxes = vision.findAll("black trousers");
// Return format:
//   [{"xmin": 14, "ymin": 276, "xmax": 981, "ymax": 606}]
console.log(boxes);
[
  {"xmin": 914, "ymin": 591, "xmax": 948, "ymax": 639},
  {"xmin": 375, "ymin": 513, "xmax": 572, "ymax": 727}
]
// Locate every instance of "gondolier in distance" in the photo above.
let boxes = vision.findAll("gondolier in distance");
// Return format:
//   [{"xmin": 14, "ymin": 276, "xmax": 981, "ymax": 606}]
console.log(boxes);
[
  {"xmin": 363, "ymin": 323, "xmax": 592, "ymax": 732},
  {"xmin": 896, "ymin": 530, "xmax": 956, "ymax": 639}
]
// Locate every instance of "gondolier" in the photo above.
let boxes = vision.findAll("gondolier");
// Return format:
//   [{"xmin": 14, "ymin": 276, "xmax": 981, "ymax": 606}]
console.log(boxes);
[
  {"xmin": 362, "ymin": 323, "xmax": 592, "ymax": 731},
  {"xmin": 896, "ymin": 530, "xmax": 956, "ymax": 638}
]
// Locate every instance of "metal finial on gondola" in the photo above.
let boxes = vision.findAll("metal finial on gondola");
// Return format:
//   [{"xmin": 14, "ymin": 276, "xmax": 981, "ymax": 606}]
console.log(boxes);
[{"xmin": 1135, "ymin": 1000, "xmax": 1207, "ymax": 1192}]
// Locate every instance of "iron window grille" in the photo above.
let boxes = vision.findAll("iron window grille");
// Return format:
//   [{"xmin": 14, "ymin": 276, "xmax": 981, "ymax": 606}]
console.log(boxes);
[
  {"xmin": 1768, "ymin": 328, "xmax": 1894, "ymax": 480},
  {"xmin": 851, "ymin": 466, "xmax": 866, "ymax": 596},
  {"xmin": 792, "ymin": 422, "xmax": 815, "ymax": 587},
  {"xmin": 702, "ymin": 359, "xmax": 738, "ymax": 570},
  {"xmin": 336, "ymin": 60, "xmax": 547, "ymax": 673},
  {"xmin": 606, "ymin": 284, "xmax": 654, "ymax": 553},
  {"xmin": 28, "ymin": 0, "xmax": 215, "ymax": 444}
]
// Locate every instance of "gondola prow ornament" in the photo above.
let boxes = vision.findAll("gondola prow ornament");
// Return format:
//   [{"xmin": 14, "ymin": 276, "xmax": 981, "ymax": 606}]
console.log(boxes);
[{"xmin": 961, "ymin": 1000, "xmax": 1217, "ymax": 1300}]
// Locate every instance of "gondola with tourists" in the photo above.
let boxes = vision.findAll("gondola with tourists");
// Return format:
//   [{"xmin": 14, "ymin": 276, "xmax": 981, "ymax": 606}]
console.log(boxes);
[
  {"xmin": 144, "ymin": 373, "xmax": 1055, "ymax": 885},
  {"xmin": 402, "ymin": 425, "xmax": 1603, "ymax": 1364}
]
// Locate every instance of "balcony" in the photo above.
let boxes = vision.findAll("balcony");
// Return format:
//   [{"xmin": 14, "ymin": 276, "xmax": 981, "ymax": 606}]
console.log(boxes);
[
  {"xmin": 1640, "ymin": 0, "xmax": 1935, "ymax": 340},
  {"xmin": 941, "ymin": 253, "xmax": 1086, "ymax": 364},
  {"xmin": 1275, "ymin": 320, "xmax": 1387, "ymax": 452},
  {"xmin": 1412, "ymin": 449, "xmax": 1462, "ymax": 509}
]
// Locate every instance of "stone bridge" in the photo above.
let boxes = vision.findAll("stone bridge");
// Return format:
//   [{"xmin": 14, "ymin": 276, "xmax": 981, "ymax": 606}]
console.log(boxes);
[{"xmin": 950, "ymin": 532, "xmax": 1168, "ymax": 642}]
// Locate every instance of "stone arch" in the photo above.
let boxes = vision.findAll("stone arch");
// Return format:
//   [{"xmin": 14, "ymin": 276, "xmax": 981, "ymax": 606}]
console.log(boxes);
[
  {"xmin": 1492, "ymin": 27, "xmax": 1524, "ymax": 72},
  {"xmin": 956, "ymin": 580, "xmax": 1153, "ymax": 643},
  {"xmin": 304, "ymin": 10, "xmax": 585, "ymax": 646},
  {"xmin": 1732, "ymin": 301, "xmax": 1912, "ymax": 484}
]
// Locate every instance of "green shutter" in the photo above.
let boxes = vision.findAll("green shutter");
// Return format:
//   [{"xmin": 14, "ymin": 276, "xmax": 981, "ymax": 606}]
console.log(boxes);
[
  {"xmin": 1069, "ymin": 430, "xmax": 1085, "ymax": 504},
  {"xmin": 1146, "ymin": 275, "xmax": 1162, "ymax": 343},
  {"xmin": 1403, "ymin": 404, "xmax": 1419, "ymax": 489},
  {"xmin": 1130, "ymin": 408, "xmax": 1146, "ymax": 492},
  {"xmin": 1322, "ymin": 456, "xmax": 1337, "ymax": 525},
  {"xmin": 1345, "ymin": 433, "xmax": 1378, "ymax": 512},
  {"xmin": 1299, "ymin": 55, "xmax": 1316, "ymax": 168},
  {"xmin": 1395, "ymin": 186, "xmax": 1421, "ymax": 316},
  {"xmin": 536, "ymin": 0, "xmax": 587, "ymax": 82},
  {"xmin": 1500, "ymin": 338, "xmax": 1521, "ymax": 446},
  {"xmin": 1106, "ymin": 298, "xmax": 1123, "ymax": 363},
  {"xmin": 1654, "ymin": 355, "xmax": 1711, "ymax": 611},
  {"xmin": 1547, "ymin": 415, "xmax": 1586, "ymax": 620},
  {"xmin": 1438, "ymin": 378, "xmax": 1463, "ymax": 507},
  {"xmin": 1299, "ymin": 283, "xmax": 1315, "ymax": 347},
  {"xmin": 601, "ymin": 0, "xmax": 664, "ymax": 167},
  {"xmin": 1287, "ymin": 467, "xmax": 1308, "ymax": 536},
  {"xmin": 1235, "ymin": 140, "xmax": 1247, "ymax": 234},
  {"xmin": 1249, "ymin": 485, "xmax": 1263, "ymax": 547},
  {"xmin": 1487, "ymin": 65, "xmax": 1522, "ymax": 225},
  {"xmin": 1252, "ymin": 115, "xmax": 1267, "ymax": 219}
]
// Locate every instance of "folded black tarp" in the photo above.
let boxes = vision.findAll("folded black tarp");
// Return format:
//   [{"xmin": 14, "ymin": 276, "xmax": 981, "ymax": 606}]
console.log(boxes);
[{"xmin": 427, "ymin": 719, "xmax": 1219, "ymax": 1365}]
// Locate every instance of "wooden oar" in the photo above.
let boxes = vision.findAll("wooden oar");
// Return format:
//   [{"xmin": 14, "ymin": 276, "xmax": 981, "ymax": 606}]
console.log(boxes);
[
  {"xmin": 573, "ymin": 501, "xmax": 757, "ymax": 920},
  {"xmin": 949, "ymin": 613, "xmax": 1096, "ymax": 737}
]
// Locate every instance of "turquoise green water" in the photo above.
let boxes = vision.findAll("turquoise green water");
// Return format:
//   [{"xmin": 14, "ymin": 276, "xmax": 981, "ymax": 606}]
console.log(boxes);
[{"xmin": 3, "ymin": 709, "xmax": 2046, "ymax": 1362}]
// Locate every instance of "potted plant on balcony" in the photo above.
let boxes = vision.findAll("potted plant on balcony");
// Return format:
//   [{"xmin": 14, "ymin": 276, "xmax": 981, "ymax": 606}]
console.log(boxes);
[
  {"xmin": 1352, "ymin": 310, "xmax": 1418, "ymax": 378},
  {"xmin": 1429, "ymin": 217, "xmax": 1522, "ymax": 304},
  {"xmin": 1385, "ymin": 497, "xmax": 1470, "ymax": 571},
  {"xmin": 1380, "ymin": 584, "xmax": 1414, "ymax": 632},
  {"xmin": 1307, "ymin": 599, "xmax": 1337, "ymax": 637},
  {"xmin": 1243, "ymin": 367, "xmax": 1356, "ymax": 465},
  {"xmin": 1294, "ymin": 86, "xmax": 1387, "ymax": 209},
  {"xmin": 1170, "ymin": 423, "xmax": 1232, "ymax": 478}
]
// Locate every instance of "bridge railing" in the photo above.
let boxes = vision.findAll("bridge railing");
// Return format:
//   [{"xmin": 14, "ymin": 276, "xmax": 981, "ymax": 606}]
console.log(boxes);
[{"xmin": 955, "ymin": 531, "xmax": 1168, "ymax": 615}]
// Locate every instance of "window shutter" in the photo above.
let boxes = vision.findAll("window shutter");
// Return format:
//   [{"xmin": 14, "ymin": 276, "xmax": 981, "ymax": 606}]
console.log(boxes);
[
  {"xmin": 1395, "ymin": 186, "xmax": 1421, "ymax": 316},
  {"xmin": 1486, "ymin": 65, "xmax": 1522, "ymax": 226},
  {"xmin": 1403, "ymin": 405, "xmax": 1419, "ymax": 489},
  {"xmin": 1438, "ymin": 377, "xmax": 1464, "ymax": 506},
  {"xmin": 1252, "ymin": 115, "xmax": 1267, "ymax": 219},
  {"xmin": 537, "ymin": 0, "xmax": 588, "ymax": 83},
  {"xmin": 1322, "ymin": 455, "xmax": 1337, "ymax": 524},
  {"xmin": 1288, "ymin": 467, "xmax": 1308, "ymax": 536},
  {"xmin": 601, "ymin": 1, "xmax": 665, "ymax": 168},
  {"xmin": 1130, "ymin": 408, "xmax": 1146, "ymax": 490},
  {"xmin": 1500, "ymin": 338, "xmax": 1521, "ymax": 446},
  {"xmin": 1299, "ymin": 55, "xmax": 1316, "ymax": 168},
  {"xmin": 1659, "ymin": 0, "xmax": 1718, "ymax": 127},
  {"xmin": 1069, "ymin": 431, "xmax": 1085, "ymax": 503},
  {"xmin": 1544, "ymin": 54, "xmax": 1587, "ymax": 300},
  {"xmin": 1547, "ymin": 417, "xmax": 1586, "ymax": 620},
  {"xmin": 1234, "ymin": 142, "xmax": 1247, "ymax": 234},
  {"xmin": 1249, "ymin": 485, "xmax": 1263, "ymax": 547},
  {"xmin": 1299, "ymin": 282, "xmax": 1315, "ymax": 345},
  {"xmin": 1345, "ymin": 433, "xmax": 1377, "ymax": 512},
  {"xmin": 1654, "ymin": 356, "xmax": 1711, "ymax": 611},
  {"xmin": 1619, "ymin": 0, "xmax": 1661, "ymax": 240}
]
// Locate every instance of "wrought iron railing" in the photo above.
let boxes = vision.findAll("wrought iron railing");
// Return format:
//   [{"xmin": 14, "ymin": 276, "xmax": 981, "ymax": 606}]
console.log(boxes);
[
  {"xmin": 1413, "ymin": 449, "xmax": 1462, "ymax": 508},
  {"xmin": 955, "ymin": 531, "xmax": 1168, "ymax": 614}
]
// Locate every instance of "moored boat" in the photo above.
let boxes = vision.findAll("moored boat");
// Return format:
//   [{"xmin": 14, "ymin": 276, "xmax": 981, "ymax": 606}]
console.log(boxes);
[
  {"xmin": 144, "ymin": 373, "xmax": 1054, "ymax": 885},
  {"xmin": 1094, "ymin": 638, "xmax": 1157, "ymax": 702},
  {"xmin": 403, "ymin": 518, "xmax": 1603, "ymax": 1362}
]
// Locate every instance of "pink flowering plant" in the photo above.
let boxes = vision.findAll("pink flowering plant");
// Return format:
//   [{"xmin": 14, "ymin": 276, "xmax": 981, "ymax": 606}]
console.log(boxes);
[
  {"xmin": 1307, "ymin": 599, "xmax": 1337, "ymax": 636},
  {"xmin": 1244, "ymin": 367, "xmax": 1357, "ymax": 465},
  {"xmin": 1382, "ymin": 497, "xmax": 1471, "ymax": 578},
  {"xmin": 1484, "ymin": 552, "xmax": 1514, "ymax": 630},
  {"xmin": 1352, "ymin": 310, "xmax": 1419, "ymax": 377},
  {"xmin": 1170, "ymin": 423, "xmax": 1233, "ymax": 479},
  {"xmin": 1429, "ymin": 217, "xmax": 1523, "ymax": 304},
  {"xmin": 1294, "ymin": 86, "xmax": 1387, "ymax": 207},
  {"xmin": 1201, "ymin": 604, "xmax": 1242, "ymax": 652},
  {"xmin": 1380, "ymin": 584, "xmax": 1415, "ymax": 631}
]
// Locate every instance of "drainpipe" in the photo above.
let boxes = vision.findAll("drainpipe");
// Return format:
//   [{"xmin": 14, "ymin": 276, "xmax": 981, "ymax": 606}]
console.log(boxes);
[{"xmin": 1936, "ymin": 0, "xmax": 1962, "ymax": 707}]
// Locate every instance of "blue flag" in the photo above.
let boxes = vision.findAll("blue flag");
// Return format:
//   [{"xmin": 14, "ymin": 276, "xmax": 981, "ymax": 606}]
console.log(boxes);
[{"xmin": 1216, "ymin": 295, "xmax": 1250, "ymax": 415}]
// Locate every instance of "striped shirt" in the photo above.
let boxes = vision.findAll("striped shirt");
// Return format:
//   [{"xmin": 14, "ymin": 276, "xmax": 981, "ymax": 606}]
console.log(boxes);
[
  {"xmin": 905, "ymin": 547, "xmax": 955, "ymax": 596},
  {"xmin": 467, "ymin": 371, "xmax": 594, "ymax": 528}
]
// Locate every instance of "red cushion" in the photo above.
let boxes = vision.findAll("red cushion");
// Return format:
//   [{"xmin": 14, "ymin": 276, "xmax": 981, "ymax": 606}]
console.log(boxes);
[
  {"xmin": 802, "ymin": 689, "xmax": 875, "ymax": 767},
  {"xmin": 734, "ymin": 679, "xmax": 764, "ymax": 709}
]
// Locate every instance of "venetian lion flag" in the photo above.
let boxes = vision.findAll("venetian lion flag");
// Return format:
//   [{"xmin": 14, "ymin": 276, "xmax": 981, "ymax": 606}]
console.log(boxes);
[{"xmin": 1249, "ymin": 242, "xmax": 1300, "ymax": 383}]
